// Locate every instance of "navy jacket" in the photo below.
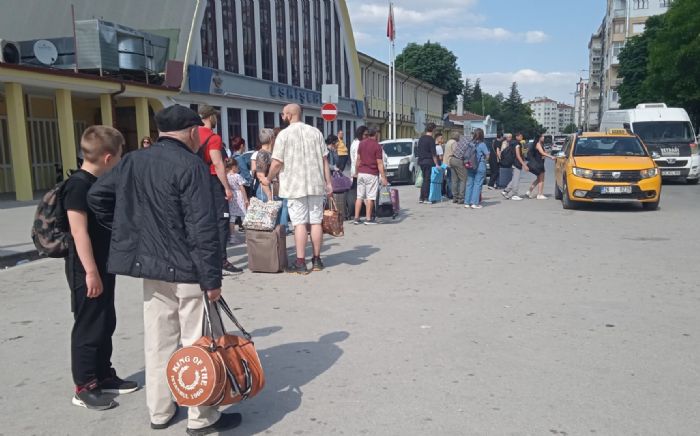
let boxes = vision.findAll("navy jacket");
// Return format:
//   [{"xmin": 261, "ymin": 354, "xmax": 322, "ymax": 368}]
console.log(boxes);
[{"xmin": 87, "ymin": 137, "xmax": 222, "ymax": 291}]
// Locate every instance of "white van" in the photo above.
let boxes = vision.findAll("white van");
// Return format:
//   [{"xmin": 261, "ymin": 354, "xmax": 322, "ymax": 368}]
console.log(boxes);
[
  {"xmin": 380, "ymin": 138, "xmax": 418, "ymax": 184},
  {"xmin": 600, "ymin": 103, "xmax": 699, "ymax": 184}
]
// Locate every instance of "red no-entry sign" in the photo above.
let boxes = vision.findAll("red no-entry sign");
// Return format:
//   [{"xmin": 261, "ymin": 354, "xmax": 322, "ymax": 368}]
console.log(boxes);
[{"xmin": 321, "ymin": 103, "xmax": 338, "ymax": 121}]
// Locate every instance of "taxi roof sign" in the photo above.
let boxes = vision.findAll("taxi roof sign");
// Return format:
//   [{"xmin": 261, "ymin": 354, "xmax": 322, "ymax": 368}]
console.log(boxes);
[{"xmin": 607, "ymin": 128, "xmax": 631, "ymax": 135}]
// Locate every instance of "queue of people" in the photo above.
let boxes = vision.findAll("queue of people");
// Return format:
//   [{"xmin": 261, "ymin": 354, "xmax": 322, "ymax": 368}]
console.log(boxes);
[{"xmin": 418, "ymin": 127, "xmax": 556, "ymax": 208}]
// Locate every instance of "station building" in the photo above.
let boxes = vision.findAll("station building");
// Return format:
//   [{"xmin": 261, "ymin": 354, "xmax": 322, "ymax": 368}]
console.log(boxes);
[{"xmin": 0, "ymin": 0, "xmax": 365, "ymax": 200}]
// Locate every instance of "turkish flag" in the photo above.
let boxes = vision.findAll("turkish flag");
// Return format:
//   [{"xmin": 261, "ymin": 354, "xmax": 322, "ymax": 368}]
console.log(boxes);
[{"xmin": 386, "ymin": 3, "xmax": 395, "ymax": 41}]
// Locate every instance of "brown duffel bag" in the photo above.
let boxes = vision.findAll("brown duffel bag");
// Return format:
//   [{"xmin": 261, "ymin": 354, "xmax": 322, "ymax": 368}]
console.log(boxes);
[{"xmin": 166, "ymin": 296, "xmax": 265, "ymax": 407}]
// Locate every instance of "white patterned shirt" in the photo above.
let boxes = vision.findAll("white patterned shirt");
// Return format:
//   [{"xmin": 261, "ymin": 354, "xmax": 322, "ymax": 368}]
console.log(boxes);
[{"xmin": 272, "ymin": 122, "xmax": 328, "ymax": 199}]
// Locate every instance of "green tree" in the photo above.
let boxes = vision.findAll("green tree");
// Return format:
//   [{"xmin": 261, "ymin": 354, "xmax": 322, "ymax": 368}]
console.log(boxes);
[
  {"xmin": 562, "ymin": 123, "xmax": 578, "ymax": 134},
  {"xmin": 498, "ymin": 82, "xmax": 542, "ymax": 138},
  {"xmin": 618, "ymin": 15, "xmax": 664, "ymax": 108},
  {"xmin": 395, "ymin": 42, "xmax": 464, "ymax": 113},
  {"xmin": 643, "ymin": 0, "xmax": 700, "ymax": 125},
  {"xmin": 463, "ymin": 78, "xmax": 473, "ymax": 106}
]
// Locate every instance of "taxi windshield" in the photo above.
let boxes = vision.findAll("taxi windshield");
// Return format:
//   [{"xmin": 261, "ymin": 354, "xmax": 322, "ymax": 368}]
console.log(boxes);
[
  {"xmin": 383, "ymin": 142, "xmax": 413, "ymax": 157},
  {"xmin": 574, "ymin": 137, "xmax": 647, "ymax": 157}
]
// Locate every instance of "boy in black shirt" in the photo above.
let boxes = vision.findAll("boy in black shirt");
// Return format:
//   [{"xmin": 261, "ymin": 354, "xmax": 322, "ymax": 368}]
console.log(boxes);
[{"xmin": 63, "ymin": 125, "xmax": 136, "ymax": 410}]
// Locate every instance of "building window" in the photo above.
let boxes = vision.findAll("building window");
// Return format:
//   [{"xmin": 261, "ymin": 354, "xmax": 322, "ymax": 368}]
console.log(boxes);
[
  {"xmin": 289, "ymin": 0, "xmax": 301, "ymax": 86},
  {"xmin": 264, "ymin": 112, "xmax": 275, "ymax": 128},
  {"xmin": 613, "ymin": 21, "xmax": 625, "ymax": 34},
  {"xmin": 313, "ymin": 0, "xmax": 322, "ymax": 91},
  {"xmin": 324, "ymin": 0, "xmax": 332, "ymax": 84},
  {"xmin": 260, "ymin": 0, "xmax": 273, "ymax": 80},
  {"xmin": 228, "ymin": 108, "xmax": 242, "ymax": 141},
  {"xmin": 275, "ymin": 0, "xmax": 287, "ymax": 83},
  {"xmin": 305, "ymin": 116, "xmax": 314, "ymax": 126},
  {"xmin": 633, "ymin": 23, "xmax": 646, "ymax": 33},
  {"xmin": 247, "ymin": 110, "xmax": 259, "ymax": 149},
  {"xmin": 241, "ymin": 0, "xmax": 257, "ymax": 77},
  {"xmin": 633, "ymin": 0, "xmax": 648, "ymax": 8},
  {"xmin": 221, "ymin": 0, "xmax": 238, "ymax": 73},
  {"xmin": 200, "ymin": 0, "xmax": 218, "ymax": 69},
  {"xmin": 660, "ymin": 0, "xmax": 671, "ymax": 6},
  {"xmin": 612, "ymin": 41, "xmax": 625, "ymax": 57},
  {"xmin": 302, "ymin": 0, "xmax": 312, "ymax": 89},
  {"xmin": 334, "ymin": 6, "xmax": 341, "ymax": 87},
  {"xmin": 316, "ymin": 117, "xmax": 325, "ymax": 134}
]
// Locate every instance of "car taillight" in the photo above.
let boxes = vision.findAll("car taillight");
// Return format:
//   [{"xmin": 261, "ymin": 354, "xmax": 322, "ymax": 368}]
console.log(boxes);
[{"xmin": 690, "ymin": 143, "xmax": 698, "ymax": 155}]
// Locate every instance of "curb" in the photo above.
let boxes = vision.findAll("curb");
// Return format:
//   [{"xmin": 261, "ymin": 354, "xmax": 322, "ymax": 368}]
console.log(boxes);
[{"xmin": 0, "ymin": 249, "xmax": 42, "ymax": 269}]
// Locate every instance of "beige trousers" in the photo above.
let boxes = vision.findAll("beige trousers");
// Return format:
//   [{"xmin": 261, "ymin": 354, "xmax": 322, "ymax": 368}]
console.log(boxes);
[{"xmin": 143, "ymin": 279, "xmax": 221, "ymax": 429}]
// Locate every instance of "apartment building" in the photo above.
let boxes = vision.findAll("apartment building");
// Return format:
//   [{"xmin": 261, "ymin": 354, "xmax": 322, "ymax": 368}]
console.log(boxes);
[
  {"xmin": 528, "ymin": 98, "xmax": 560, "ymax": 134},
  {"xmin": 558, "ymin": 103, "xmax": 575, "ymax": 132},
  {"xmin": 585, "ymin": 0, "xmax": 672, "ymax": 130},
  {"xmin": 574, "ymin": 78, "xmax": 588, "ymax": 129}
]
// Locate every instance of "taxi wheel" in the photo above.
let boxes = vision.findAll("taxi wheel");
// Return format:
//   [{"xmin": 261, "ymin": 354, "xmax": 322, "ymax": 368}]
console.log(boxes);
[{"xmin": 561, "ymin": 178, "xmax": 575, "ymax": 210}]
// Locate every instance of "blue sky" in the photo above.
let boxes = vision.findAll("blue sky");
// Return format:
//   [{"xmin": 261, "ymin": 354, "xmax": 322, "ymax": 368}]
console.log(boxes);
[{"xmin": 346, "ymin": 0, "xmax": 606, "ymax": 105}]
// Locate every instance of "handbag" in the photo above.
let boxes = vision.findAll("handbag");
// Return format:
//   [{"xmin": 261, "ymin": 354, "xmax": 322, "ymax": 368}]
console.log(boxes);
[
  {"xmin": 322, "ymin": 197, "xmax": 344, "ymax": 237},
  {"xmin": 331, "ymin": 171, "xmax": 353, "ymax": 193},
  {"xmin": 166, "ymin": 296, "xmax": 265, "ymax": 407},
  {"xmin": 243, "ymin": 197, "xmax": 282, "ymax": 231}
]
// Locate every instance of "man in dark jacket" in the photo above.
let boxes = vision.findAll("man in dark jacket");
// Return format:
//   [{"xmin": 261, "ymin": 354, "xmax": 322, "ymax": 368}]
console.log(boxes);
[
  {"xmin": 416, "ymin": 122, "xmax": 440, "ymax": 204},
  {"xmin": 87, "ymin": 105, "xmax": 241, "ymax": 435}
]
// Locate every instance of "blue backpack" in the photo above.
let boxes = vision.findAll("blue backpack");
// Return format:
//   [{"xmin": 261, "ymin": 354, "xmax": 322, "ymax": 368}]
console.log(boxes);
[{"xmin": 464, "ymin": 141, "xmax": 478, "ymax": 170}]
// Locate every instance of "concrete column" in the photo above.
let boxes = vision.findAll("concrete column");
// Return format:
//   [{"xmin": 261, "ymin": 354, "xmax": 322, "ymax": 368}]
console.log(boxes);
[
  {"xmin": 5, "ymin": 83, "xmax": 33, "ymax": 201},
  {"xmin": 55, "ymin": 89, "xmax": 78, "ymax": 180},
  {"xmin": 134, "ymin": 97, "xmax": 150, "ymax": 147},
  {"xmin": 100, "ymin": 94, "xmax": 113, "ymax": 127}
]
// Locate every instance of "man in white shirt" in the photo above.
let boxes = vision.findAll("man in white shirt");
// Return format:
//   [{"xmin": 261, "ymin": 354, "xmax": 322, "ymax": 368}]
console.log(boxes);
[{"xmin": 268, "ymin": 104, "xmax": 333, "ymax": 275}]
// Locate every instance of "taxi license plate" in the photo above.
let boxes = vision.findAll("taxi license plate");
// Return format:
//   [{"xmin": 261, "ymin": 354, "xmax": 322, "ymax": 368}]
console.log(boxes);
[
  {"xmin": 662, "ymin": 170, "xmax": 681, "ymax": 176},
  {"xmin": 601, "ymin": 186, "xmax": 632, "ymax": 194}
]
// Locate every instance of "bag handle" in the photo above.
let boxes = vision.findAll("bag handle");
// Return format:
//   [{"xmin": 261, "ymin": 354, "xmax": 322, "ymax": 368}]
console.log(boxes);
[{"xmin": 327, "ymin": 196, "xmax": 338, "ymax": 212}]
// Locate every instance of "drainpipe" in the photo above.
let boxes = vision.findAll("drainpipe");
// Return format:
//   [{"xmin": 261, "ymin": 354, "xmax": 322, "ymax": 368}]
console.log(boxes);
[{"xmin": 109, "ymin": 83, "xmax": 126, "ymax": 128}]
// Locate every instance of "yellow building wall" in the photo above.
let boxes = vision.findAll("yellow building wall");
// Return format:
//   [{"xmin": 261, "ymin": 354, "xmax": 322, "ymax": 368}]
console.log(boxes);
[
  {"xmin": 28, "ymin": 97, "xmax": 56, "ymax": 118},
  {"xmin": 0, "ymin": 99, "xmax": 7, "ymax": 116}
]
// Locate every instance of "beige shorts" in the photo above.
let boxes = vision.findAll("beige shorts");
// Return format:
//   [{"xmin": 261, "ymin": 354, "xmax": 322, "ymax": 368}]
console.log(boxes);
[
  {"xmin": 357, "ymin": 173, "xmax": 379, "ymax": 200},
  {"xmin": 287, "ymin": 195, "xmax": 325, "ymax": 226}
]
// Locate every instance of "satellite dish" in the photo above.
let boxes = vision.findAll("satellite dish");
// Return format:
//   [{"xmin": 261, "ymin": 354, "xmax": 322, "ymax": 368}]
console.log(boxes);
[{"xmin": 33, "ymin": 40, "xmax": 58, "ymax": 65}]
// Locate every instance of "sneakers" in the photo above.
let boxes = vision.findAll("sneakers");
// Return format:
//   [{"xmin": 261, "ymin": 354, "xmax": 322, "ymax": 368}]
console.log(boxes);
[
  {"xmin": 311, "ymin": 256, "xmax": 325, "ymax": 272},
  {"xmin": 100, "ymin": 369, "xmax": 139, "ymax": 394},
  {"xmin": 418, "ymin": 200, "xmax": 425, "ymax": 204},
  {"xmin": 222, "ymin": 260, "xmax": 243, "ymax": 273},
  {"xmin": 471, "ymin": 204, "xmax": 483, "ymax": 209},
  {"xmin": 487, "ymin": 186, "xmax": 495, "ymax": 190},
  {"xmin": 151, "ymin": 404, "xmax": 179, "ymax": 430},
  {"xmin": 501, "ymin": 191, "xmax": 508, "ymax": 198},
  {"xmin": 464, "ymin": 204, "xmax": 471, "ymax": 209},
  {"xmin": 186, "ymin": 413, "xmax": 242, "ymax": 436},
  {"xmin": 511, "ymin": 195, "xmax": 523, "ymax": 201},
  {"xmin": 72, "ymin": 381, "xmax": 116, "ymax": 411},
  {"xmin": 536, "ymin": 195, "xmax": 548, "ymax": 200},
  {"xmin": 525, "ymin": 190, "xmax": 532, "ymax": 198},
  {"xmin": 364, "ymin": 220, "xmax": 378, "ymax": 225},
  {"xmin": 353, "ymin": 219, "xmax": 362, "ymax": 225},
  {"xmin": 287, "ymin": 260, "xmax": 309, "ymax": 275}
]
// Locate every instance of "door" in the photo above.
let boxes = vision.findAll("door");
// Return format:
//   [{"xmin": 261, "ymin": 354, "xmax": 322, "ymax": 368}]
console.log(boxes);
[{"xmin": 555, "ymin": 136, "xmax": 573, "ymax": 188}]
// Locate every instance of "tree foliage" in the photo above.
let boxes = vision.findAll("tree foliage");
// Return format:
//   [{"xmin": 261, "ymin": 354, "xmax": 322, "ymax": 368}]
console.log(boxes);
[
  {"xmin": 562, "ymin": 123, "xmax": 578, "ymax": 134},
  {"xmin": 618, "ymin": 0, "xmax": 700, "ymax": 125},
  {"xmin": 465, "ymin": 80, "xmax": 543, "ymax": 138},
  {"xmin": 395, "ymin": 42, "xmax": 464, "ymax": 113},
  {"xmin": 463, "ymin": 78, "xmax": 473, "ymax": 106}
]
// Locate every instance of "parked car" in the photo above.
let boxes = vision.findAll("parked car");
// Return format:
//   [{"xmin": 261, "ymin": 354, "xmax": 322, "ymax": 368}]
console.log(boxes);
[
  {"xmin": 553, "ymin": 130, "xmax": 662, "ymax": 210},
  {"xmin": 380, "ymin": 138, "xmax": 418, "ymax": 184}
]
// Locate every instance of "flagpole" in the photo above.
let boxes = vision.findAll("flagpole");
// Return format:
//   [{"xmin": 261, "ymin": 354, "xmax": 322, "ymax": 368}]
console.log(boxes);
[{"xmin": 392, "ymin": 38, "xmax": 396, "ymax": 140}]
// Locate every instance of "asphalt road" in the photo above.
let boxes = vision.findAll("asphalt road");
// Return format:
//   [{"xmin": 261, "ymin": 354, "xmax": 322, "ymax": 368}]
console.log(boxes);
[{"xmin": 1, "ymin": 166, "xmax": 699, "ymax": 436}]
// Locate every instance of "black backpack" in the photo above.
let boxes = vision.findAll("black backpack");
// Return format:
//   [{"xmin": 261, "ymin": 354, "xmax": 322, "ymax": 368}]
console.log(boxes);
[
  {"xmin": 30, "ymin": 171, "xmax": 86, "ymax": 258},
  {"xmin": 500, "ymin": 144, "xmax": 515, "ymax": 167}
]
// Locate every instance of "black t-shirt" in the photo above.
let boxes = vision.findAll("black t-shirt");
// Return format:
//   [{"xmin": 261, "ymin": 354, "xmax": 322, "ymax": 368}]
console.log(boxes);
[
  {"xmin": 416, "ymin": 134, "xmax": 437, "ymax": 165},
  {"xmin": 62, "ymin": 170, "xmax": 112, "ymax": 274}
]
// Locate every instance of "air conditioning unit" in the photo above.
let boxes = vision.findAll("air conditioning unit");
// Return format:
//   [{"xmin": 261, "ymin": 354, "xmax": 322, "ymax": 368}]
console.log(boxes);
[{"xmin": 0, "ymin": 39, "xmax": 21, "ymax": 64}]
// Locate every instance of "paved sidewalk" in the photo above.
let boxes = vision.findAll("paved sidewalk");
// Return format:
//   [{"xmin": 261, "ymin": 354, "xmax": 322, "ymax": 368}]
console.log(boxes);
[{"xmin": 0, "ymin": 200, "xmax": 40, "ymax": 266}]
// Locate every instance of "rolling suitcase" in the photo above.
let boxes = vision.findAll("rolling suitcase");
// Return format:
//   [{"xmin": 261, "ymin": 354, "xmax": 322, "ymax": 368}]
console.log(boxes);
[
  {"xmin": 333, "ymin": 192, "xmax": 347, "ymax": 222},
  {"xmin": 246, "ymin": 225, "xmax": 287, "ymax": 273}
]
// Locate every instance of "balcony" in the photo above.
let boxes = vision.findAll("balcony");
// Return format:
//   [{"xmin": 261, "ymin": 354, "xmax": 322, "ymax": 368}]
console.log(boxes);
[{"xmin": 613, "ymin": 9, "xmax": 626, "ymax": 18}]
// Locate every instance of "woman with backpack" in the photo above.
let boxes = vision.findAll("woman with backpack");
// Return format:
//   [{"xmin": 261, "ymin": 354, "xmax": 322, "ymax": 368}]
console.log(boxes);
[
  {"xmin": 526, "ymin": 133, "xmax": 556, "ymax": 199},
  {"xmin": 464, "ymin": 128, "xmax": 490, "ymax": 209}
]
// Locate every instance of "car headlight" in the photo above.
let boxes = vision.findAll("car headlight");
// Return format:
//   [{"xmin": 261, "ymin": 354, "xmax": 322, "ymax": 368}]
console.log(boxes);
[
  {"xmin": 572, "ymin": 167, "xmax": 594, "ymax": 179},
  {"xmin": 399, "ymin": 157, "xmax": 410, "ymax": 165},
  {"xmin": 640, "ymin": 168, "xmax": 659, "ymax": 178}
]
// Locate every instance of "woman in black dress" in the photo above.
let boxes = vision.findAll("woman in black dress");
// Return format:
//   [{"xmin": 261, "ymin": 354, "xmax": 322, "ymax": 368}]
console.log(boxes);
[{"xmin": 526, "ymin": 133, "xmax": 556, "ymax": 199}]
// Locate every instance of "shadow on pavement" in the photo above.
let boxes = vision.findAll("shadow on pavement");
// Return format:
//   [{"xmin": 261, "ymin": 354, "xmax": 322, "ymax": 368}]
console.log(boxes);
[
  {"xmin": 224, "ymin": 331, "xmax": 350, "ymax": 436},
  {"xmin": 321, "ymin": 244, "xmax": 379, "ymax": 267}
]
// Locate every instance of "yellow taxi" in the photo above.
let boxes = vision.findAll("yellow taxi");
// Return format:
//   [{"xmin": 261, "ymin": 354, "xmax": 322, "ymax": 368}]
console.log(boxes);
[{"xmin": 554, "ymin": 130, "xmax": 662, "ymax": 210}]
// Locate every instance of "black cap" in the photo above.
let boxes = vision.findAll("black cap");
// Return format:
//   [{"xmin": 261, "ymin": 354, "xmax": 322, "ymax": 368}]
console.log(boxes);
[{"xmin": 155, "ymin": 105, "xmax": 204, "ymax": 132}]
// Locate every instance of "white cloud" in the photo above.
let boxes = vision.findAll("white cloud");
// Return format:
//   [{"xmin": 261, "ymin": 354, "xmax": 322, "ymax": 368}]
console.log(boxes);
[
  {"xmin": 466, "ymin": 70, "xmax": 580, "ymax": 104},
  {"xmin": 430, "ymin": 27, "xmax": 549, "ymax": 43},
  {"xmin": 525, "ymin": 31, "xmax": 549, "ymax": 44}
]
